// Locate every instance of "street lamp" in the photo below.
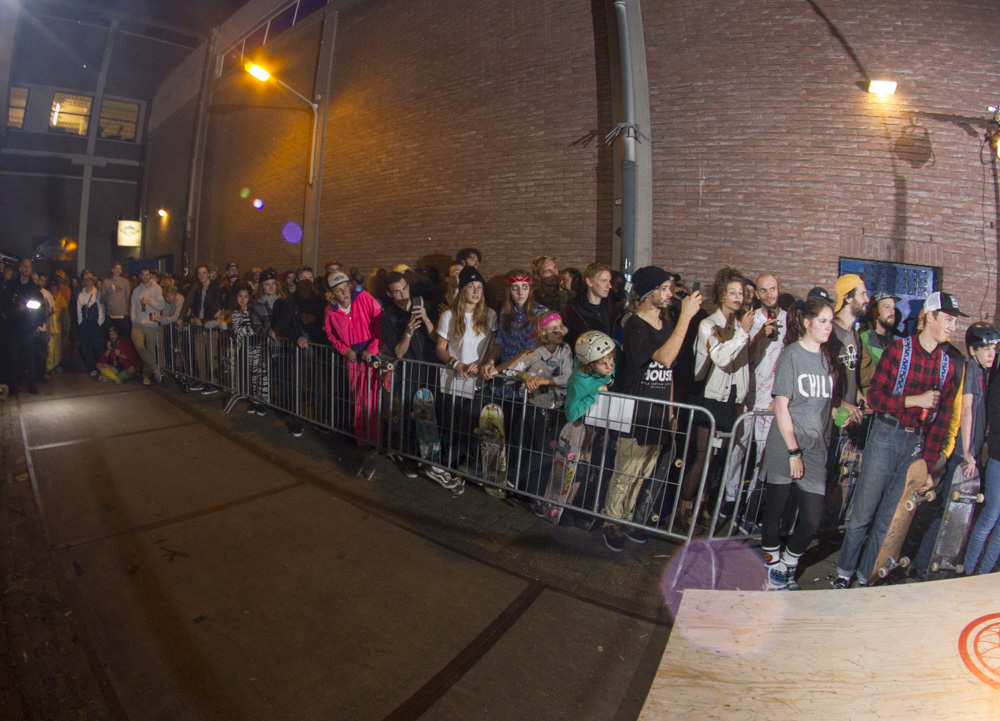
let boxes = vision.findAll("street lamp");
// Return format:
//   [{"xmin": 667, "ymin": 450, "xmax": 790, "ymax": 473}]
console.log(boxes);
[{"xmin": 244, "ymin": 61, "xmax": 320, "ymax": 186}]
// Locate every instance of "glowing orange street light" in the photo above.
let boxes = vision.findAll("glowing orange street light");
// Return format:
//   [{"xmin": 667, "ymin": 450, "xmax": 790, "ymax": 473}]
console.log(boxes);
[{"xmin": 244, "ymin": 61, "xmax": 320, "ymax": 186}]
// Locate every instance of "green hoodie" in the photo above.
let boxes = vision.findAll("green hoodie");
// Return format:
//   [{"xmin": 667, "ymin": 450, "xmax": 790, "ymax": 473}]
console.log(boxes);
[{"xmin": 565, "ymin": 360, "xmax": 615, "ymax": 422}]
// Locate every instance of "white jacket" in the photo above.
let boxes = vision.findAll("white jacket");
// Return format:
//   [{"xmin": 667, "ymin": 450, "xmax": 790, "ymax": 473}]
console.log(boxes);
[{"xmin": 694, "ymin": 309, "xmax": 750, "ymax": 403}]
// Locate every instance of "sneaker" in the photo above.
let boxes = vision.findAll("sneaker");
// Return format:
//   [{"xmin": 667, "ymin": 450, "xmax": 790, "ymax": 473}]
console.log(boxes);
[
  {"xmin": 531, "ymin": 500, "xmax": 547, "ymax": 518},
  {"xmin": 153, "ymin": 368, "xmax": 163, "ymax": 382},
  {"xmin": 143, "ymin": 377, "xmax": 151, "ymax": 385},
  {"xmin": 622, "ymin": 527, "xmax": 648, "ymax": 545},
  {"xmin": 290, "ymin": 423, "xmax": 304, "ymax": 438},
  {"xmin": 602, "ymin": 525, "xmax": 625, "ymax": 553},
  {"xmin": 831, "ymin": 575, "xmax": 851, "ymax": 590},
  {"xmin": 246, "ymin": 405, "xmax": 257, "ymax": 414},
  {"xmin": 255, "ymin": 405, "xmax": 267, "ymax": 417},
  {"xmin": 97, "ymin": 375, "xmax": 110, "ymax": 383},
  {"xmin": 89, "ymin": 370, "xmax": 98, "ymax": 377},
  {"xmin": 422, "ymin": 465, "xmax": 456, "ymax": 488},
  {"xmin": 720, "ymin": 500, "xmax": 736, "ymax": 518},
  {"xmin": 764, "ymin": 564, "xmax": 788, "ymax": 591},
  {"xmin": 785, "ymin": 574, "xmax": 801, "ymax": 591},
  {"xmin": 188, "ymin": 383, "xmax": 204, "ymax": 391},
  {"xmin": 402, "ymin": 460, "xmax": 419, "ymax": 479},
  {"xmin": 201, "ymin": 386, "xmax": 219, "ymax": 395}
]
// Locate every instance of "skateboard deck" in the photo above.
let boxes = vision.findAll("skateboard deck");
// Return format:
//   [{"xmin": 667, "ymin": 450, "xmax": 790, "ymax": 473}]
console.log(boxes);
[
  {"xmin": 541, "ymin": 420, "xmax": 589, "ymax": 524},
  {"xmin": 633, "ymin": 439, "xmax": 677, "ymax": 528},
  {"xmin": 478, "ymin": 403, "xmax": 508, "ymax": 498},
  {"xmin": 928, "ymin": 463, "xmax": 984, "ymax": 573},
  {"xmin": 412, "ymin": 388, "xmax": 440, "ymax": 464},
  {"xmin": 869, "ymin": 458, "xmax": 936, "ymax": 583}
]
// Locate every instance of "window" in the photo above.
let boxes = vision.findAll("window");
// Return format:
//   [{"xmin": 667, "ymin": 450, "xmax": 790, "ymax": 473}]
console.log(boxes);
[
  {"xmin": 49, "ymin": 92, "xmax": 92, "ymax": 136},
  {"xmin": 7, "ymin": 87, "xmax": 27, "ymax": 129},
  {"xmin": 99, "ymin": 98, "xmax": 139, "ymax": 141}
]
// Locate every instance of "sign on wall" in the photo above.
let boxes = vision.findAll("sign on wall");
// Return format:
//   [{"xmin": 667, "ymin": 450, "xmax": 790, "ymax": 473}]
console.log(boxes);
[{"xmin": 117, "ymin": 220, "xmax": 141, "ymax": 247}]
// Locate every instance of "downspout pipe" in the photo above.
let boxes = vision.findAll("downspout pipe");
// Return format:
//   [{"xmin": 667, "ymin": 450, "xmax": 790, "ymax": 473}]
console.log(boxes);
[
  {"xmin": 183, "ymin": 30, "xmax": 218, "ymax": 271},
  {"xmin": 612, "ymin": 0, "xmax": 637, "ymax": 286}
]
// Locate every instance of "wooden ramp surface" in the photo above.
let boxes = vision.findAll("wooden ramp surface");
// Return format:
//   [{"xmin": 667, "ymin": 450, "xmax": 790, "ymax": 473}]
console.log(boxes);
[{"xmin": 640, "ymin": 574, "xmax": 1000, "ymax": 720}]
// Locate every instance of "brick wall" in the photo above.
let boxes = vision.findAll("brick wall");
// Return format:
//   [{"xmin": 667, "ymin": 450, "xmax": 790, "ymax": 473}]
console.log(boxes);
[
  {"xmin": 645, "ymin": 0, "xmax": 1000, "ymax": 318},
  {"xmin": 172, "ymin": 0, "xmax": 1000, "ymax": 318}
]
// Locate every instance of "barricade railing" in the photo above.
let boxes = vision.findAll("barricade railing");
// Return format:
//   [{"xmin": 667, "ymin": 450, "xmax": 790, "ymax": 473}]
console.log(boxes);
[
  {"xmin": 381, "ymin": 357, "xmax": 718, "ymax": 542},
  {"xmin": 158, "ymin": 324, "xmax": 728, "ymax": 543},
  {"xmin": 161, "ymin": 323, "xmax": 236, "ymax": 394},
  {"xmin": 706, "ymin": 409, "xmax": 875, "ymax": 540}
]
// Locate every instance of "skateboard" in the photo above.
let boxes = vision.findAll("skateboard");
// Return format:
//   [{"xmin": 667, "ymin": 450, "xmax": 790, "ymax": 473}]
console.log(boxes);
[
  {"xmin": 928, "ymin": 464, "xmax": 985, "ymax": 573},
  {"xmin": 412, "ymin": 388, "xmax": 462, "ymax": 493},
  {"xmin": 477, "ymin": 403, "xmax": 508, "ymax": 498},
  {"xmin": 541, "ymin": 420, "xmax": 589, "ymax": 524},
  {"xmin": 869, "ymin": 458, "xmax": 937, "ymax": 583},
  {"xmin": 633, "ymin": 439, "xmax": 677, "ymax": 528}
]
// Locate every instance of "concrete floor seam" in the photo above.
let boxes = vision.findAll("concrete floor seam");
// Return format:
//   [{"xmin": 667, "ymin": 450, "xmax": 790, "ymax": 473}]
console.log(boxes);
[{"xmin": 26, "ymin": 420, "xmax": 200, "ymax": 452}]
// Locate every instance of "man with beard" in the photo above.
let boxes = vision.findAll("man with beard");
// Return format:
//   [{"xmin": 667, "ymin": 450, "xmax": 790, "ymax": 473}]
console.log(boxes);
[
  {"xmin": 831, "ymin": 273, "xmax": 868, "ymax": 414},
  {"xmin": 859, "ymin": 290, "xmax": 900, "ymax": 395},
  {"xmin": 277, "ymin": 267, "xmax": 330, "ymax": 437},
  {"xmin": 530, "ymin": 255, "xmax": 572, "ymax": 313}
]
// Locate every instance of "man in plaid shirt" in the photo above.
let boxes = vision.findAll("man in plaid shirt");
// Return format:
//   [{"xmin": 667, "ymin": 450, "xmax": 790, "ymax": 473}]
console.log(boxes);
[{"xmin": 832, "ymin": 291, "xmax": 966, "ymax": 588}]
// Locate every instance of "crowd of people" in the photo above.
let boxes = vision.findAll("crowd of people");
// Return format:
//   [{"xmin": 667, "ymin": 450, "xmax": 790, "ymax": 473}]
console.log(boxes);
[{"xmin": 3, "ymin": 248, "xmax": 999, "ymax": 590}]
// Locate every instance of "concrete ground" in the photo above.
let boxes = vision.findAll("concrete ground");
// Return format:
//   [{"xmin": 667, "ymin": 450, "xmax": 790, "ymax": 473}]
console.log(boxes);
[{"xmin": 0, "ymin": 372, "xmax": 845, "ymax": 720}]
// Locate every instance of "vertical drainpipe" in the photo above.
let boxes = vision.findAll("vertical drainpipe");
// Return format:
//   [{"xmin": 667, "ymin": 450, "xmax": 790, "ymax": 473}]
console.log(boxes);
[
  {"xmin": 612, "ymin": 1, "xmax": 637, "ymax": 289},
  {"xmin": 183, "ymin": 30, "xmax": 218, "ymax": 271}
]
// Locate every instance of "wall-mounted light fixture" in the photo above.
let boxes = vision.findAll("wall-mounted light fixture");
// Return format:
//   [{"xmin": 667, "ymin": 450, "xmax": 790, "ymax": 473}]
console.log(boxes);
[
  {"xmin": 158, "ymin": 209, "xmax": 167, "ymax": 218},
  {"xmin": 987, "ymin": 106, "xmax": 1000, "ymax": 159},
  {"xmin": 868, "ymin": 80, "xmax": 897, "ymax": 96},
  {"xmin": 244, "ymin": 61, "xmax": 320, "ymax": 187}
]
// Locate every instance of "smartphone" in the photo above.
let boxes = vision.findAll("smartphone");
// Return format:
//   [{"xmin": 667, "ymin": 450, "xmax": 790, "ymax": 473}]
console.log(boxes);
[{"xmin": 692, "ymin": 281, "xmax": 701, "ymax": 292}]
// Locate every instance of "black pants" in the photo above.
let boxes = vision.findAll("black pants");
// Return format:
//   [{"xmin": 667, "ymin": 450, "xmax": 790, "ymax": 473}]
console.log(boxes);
[{"xmin": 761, "ymin": 482, "xmax": 824, "ymax": 556}]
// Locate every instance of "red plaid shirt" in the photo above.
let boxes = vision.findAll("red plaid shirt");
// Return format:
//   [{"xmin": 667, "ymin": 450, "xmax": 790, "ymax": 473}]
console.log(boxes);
[{"xmin": 867, "ymin": 336, "xmax": 959, "ymax": 467}]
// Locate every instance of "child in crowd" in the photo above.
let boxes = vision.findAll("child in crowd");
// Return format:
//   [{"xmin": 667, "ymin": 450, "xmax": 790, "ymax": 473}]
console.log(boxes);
[
  {"xmin": 490, "ymin": 312, "xmax": 574, "ymax": 495},
  {"xmin": 959, "ymin": 323, "xmax": 1000, "ymax": 574}
]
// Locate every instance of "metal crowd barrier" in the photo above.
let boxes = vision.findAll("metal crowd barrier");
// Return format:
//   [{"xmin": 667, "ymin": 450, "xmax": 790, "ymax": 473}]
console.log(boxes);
[{"xmin": 157, "ymin": 324, "xmax": 743, "ymax": 542}]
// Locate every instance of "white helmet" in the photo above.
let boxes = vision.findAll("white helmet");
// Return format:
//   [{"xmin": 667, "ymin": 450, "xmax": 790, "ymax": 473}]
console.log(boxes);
[{"xmin": 575, "ymin": 330, "xmax": 615, "ymax": 364}]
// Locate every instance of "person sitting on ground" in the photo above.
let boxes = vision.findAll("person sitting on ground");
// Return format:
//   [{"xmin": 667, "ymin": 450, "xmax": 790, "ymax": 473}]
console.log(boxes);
[{"xmin": 96, "ymin": 325, "xmax": 139, "ymax": 383}]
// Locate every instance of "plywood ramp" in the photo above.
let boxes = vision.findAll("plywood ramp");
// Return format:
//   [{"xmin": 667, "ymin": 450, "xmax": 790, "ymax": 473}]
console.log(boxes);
[{"xmin": 640, "ymin": 574, "xmax": 1000, "ymax": 720}]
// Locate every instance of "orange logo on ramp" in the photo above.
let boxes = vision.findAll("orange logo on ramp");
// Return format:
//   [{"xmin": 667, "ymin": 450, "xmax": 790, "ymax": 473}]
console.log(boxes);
[{"xmin": 959, "ymin": 614, "xmax": 1000, "ymax": 690}]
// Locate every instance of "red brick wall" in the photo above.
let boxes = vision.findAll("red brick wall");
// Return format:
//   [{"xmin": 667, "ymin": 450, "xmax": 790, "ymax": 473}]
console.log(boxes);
[
  {"xmin": 645, "ymin": 0, "xmax": 1000, "ymax": 318},
  {"xmin": 174, "ymin": 0, "xmax": 1000, "ymax": 317}
]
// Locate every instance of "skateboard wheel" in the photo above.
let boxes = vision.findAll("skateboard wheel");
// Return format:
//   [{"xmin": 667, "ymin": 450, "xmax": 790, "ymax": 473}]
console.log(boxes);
[
  {"xmin": 674, "ymin": 459, "xmax": 683, "ymax": 468},
  {"xmin": 955, "ymin": 564, "xmax": 964, "ymax": 574},
  {"xmin": 925, "ymin": 490, "xmax": 935, "ymax": 503},
  {"xmin": 976, "ymin": 494, "xmax": 985, "ymax": 503},
  {"xmin": 951, "ymin": 491, "xmax": 961, "ymax": 502},
  {"xmin": 650, "ymin": 514, "xmax": 660, "ymax": 523},
  {"xmin": 878, "ymin": 567, "xmax": 888, "ymax": 579},
  {"xmin": 930, "ymin": 561, "xmax": 940, "ymax": 572},
  {"xmin": 904, "ymin": 499, "xmax": 915, "ymax": 512},
  {"xmin": 899, "ymin": 556, "xmax": 910, "ymax": 569}
]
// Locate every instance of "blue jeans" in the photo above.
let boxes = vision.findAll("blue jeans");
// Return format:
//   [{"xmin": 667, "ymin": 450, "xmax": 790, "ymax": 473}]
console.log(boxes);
[
  {"xmin": 963, "ymin": 457, "xmax": 1000, "ymax": 574},
  {"xmin": 836, "ymin": 418, "xmax": 922, "ymax": 581}
]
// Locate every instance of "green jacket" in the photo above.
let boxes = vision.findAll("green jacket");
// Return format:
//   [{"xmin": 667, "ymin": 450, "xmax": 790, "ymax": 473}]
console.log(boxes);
[{"xmin": 565, "ymin": 361, "xmax": 614, "ymax": 422}]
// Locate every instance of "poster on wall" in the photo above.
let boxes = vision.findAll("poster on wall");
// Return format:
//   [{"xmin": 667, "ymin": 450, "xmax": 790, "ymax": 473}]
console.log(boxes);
[
  {"xmin": 117, "ymin": 220, "xmax": 141, "ymax": 247},
  {"xmin": 839, "ymin": 257, "xmax": 940, "ymax": 336}
]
